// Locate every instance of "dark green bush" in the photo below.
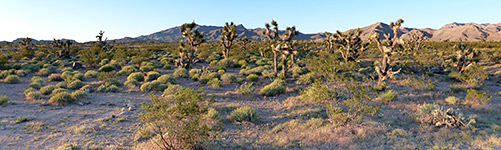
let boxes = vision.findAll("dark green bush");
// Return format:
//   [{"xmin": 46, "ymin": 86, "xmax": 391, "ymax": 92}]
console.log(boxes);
[
  {"xmin": 207, "ymin": 78, "xmax": 222, "ymax": 89},
  {"xmin": 146, "ymin": 71, "xmax": 161, "ymax": 81},
  {"xmin": 259, "ymin": 79, "xmax": 286, "ymax": 96},
  {"xmin": 71, "ymin": 90, "xmax": 89, "ymax": 100},
  {"xmin": 40, "ymin": 85, "xmax": 56, "ymax": 95},
  {"xmin": 0, "ymin": 96, "xmax": 9, "ymax": 105},
  {"xmin": 84, "ymin": 70, "xmax": 98, "ymax": 78},
  {"xmin": 173, "ymin": 67, "xmax": 189, "ymax": 78},
  {"xmin": 127, "ymin": 72, "xmax": 144, "ymax": 82},
  {"xmin": 67, "ymin": 80, "xmax": 85, "ymax": 89},
  {"xmin": 300, "ymin": 82, "xmax": 334, "ymax": 103},
  {"xmin": 48, "ymin": 92, "xmax": 76, "ymax": 106},
  {"xmin": 98, "ymin": 64, "xmax": 116, "ymax": 72},
  {"xmin": 157, "ymin": 74, "xmax": 177, "ymax": 84},
  {"xmin": 246, "ymin": 74, "xmax": 259, "ymax": 82}
]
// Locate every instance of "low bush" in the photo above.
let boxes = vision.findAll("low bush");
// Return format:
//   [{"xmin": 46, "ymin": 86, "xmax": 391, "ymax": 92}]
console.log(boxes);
[
  {"xmin": 120, "ymin": 65, "xmax": 139, "ymax": 75},
  {"xmin": 207, "ymin": 78, "xmax": 222, "ymax": 89},
  {"xmin": 67, "ymin": 80, "xmax": 85, "ymax": 90},
  {"xmin": 446, "ymin": 84, "xmax": 466, "ymax": 93},
  {"xmin": 26, "ymin": 91, "xmax": 42, "ymax": 100},
  {"xmin": 0, "ymin": 96, "xmax": 9, "ymax": 105},
  {"xmin": 300, "ymin": 82, "xmax": 334, "ymax": 103},
  {"xmin": 415, "ymin": 103, "xmax": 474, "ymax": 128},
  {"xmin": 48, "ymin": 92, "xmax": 76, "ymax": 106},
  {"xmin": 40, "ymin": 85, "xmax": 56, "ymax": 95},
  {"xmin": 98, "ymin": 64, "xmax": 116, "ymax": 72},
  {"xmin": 71, "ymin": 90, "xmax": 89, "ymax": 100},
  {"xmin": 246, "ymin": 74, "xmax": 259, "ymax": 82},
  {"xmin": 55, "ymin": 82, "xmax": 67, "ymax": 88},
  {"xmin": 128, "ymin": 72, "xmax": 144, "ymax": 82},
  {"xmin": 259, "ymin": 79, "xmax": 286, "ymax": 96},
  {"xmin": 189, "ymin": 69, "xmax": 201, "ymax": 78},
  {"xmin": 162, "ymin": 84, "xmax": 183, "ymax": 97},
  {"xmin": 445, "ymin": 96, "xmax": 460, "ymax": 105},
  {"xmin": 48, "ymin": 73, "xmax": 64, "ymax": 82},
  {"xmin": 139, "ymin": 65, "xmax": 154, "ymax": 72},
  {"xmin": 464, "ymin": 89, "xmax": 492, "ymax": 105},
  {"xmin": 220, "ymin": 73, "xmax": 236, "ymax": 84},
  {"xmin": 157, "ymin": 74, "xmax": 177, "ymax": 84},
  {"xmin": 104, "ymin": 78, "xmax": 122, "ymax": 87},
  {"xmin": 28, "ymin": 83, "xmax": 42, "ymax": 89},
  {"xmin": 206, "ymin": 108, "xmax": 219, "ymax": 119},
  {"xmin": 52, "ymin": 88, "xmax": 68, "ymax": 95},
  {"xmin": 230, "ymin": 106, "xmax": 259, "ymax": 123},
  {"xmin": 124, "ymin": 80, "xmax": 140, "ymax": 89},
  {"xmin": 98, "ymin": 85, "xmax": 121, "ymax": 93},
  {"xmin": 296, "ymin": 73, "xmax": 314, "ymax": 85},
  {"xmin": 4, "ymin": 75, "xmax": 21, "ymax": 84},
  {"xmin": 146, "ymin": 71, "xmax": 160, "ymax": 81},
  {"xmin": 73, "ymin": 72, "xmax": 85, "ymax": 81},
  {"xmin": 84, "ymin": 70, "xmax": 98, "ymax": 78},
  {"xmin": 235, "ymin": 82, "xmax": 255, "ymax": 95},
  {"xmin": 140, "ymin": 81, "xmax": 166, "ymax": 92},
  {"xmin": 381, "ymin": 89, "xmax": 398, "ymax": 102}
]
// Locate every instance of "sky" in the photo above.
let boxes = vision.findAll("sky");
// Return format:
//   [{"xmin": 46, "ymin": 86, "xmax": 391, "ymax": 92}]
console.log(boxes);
[{"xmin": 0, "ymin": 0, "xmax": 500, "ymax": 43}]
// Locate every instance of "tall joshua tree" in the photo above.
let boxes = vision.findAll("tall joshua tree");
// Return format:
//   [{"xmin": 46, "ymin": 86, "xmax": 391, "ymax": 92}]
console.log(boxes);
[
  {"xmin": 180, "ymin": 21, "xmax": 206, "ymax": 69},
  {"xmin": 18, "ymin": 37, "xmax": 35, "ymax": 58},
  {"xmin": 221, "ymin": 22, "xmax": 238, "ymax": 59},
  {"xmin": 369, "ymin": 19, "xmax": 404, "ymax": 85},
  {"xmin": 52, "ymin": 39, "xmax": 72, "ymax": 59},
  {"xmin": 326, "ymin": 28, "xmax": 368, "ymax": 62},
  {"xmin": 263, "ymin": 20, "xmax": 298, "ymax": 77}
]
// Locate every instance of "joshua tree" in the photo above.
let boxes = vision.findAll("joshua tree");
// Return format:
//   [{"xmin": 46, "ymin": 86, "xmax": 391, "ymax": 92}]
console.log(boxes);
[
  {"xmin": 448, "ymin": 42, "xmax": 480, "ymax": 73},
  {"xmin": 401, "ymin": 31, "xmax": 428, "ymax": 52},
  {"xmin": 18, "ymin": 37, "xmax": 35, "ymax": 58},
  {"xmin": 221, "ymin": 22, "xmax": 238, "ymax": 59},
  {"xmin": 51, "ymin": 39, "xmax": 72, "ymax": 59},
  {"xmin": 180, "ymin": 21, "xmax": 206, "ymax": 69},
  {"xmin": 369, "ymin": 19, "xmax": 404, "ymax": 85},
  {"xmin": 326, "ymin": 28, "xmax": 368, "ymax": 62},
  {"xmin": 79, "ymin": 31, "xmax": 112, "ymax": 67},
  {"xmin": 263, "ymin": 20, "xmax": 299, "ymax": 77},
  {"xmin": 237, "ymin": 36, "xmax": 251, "ymax": 52}
]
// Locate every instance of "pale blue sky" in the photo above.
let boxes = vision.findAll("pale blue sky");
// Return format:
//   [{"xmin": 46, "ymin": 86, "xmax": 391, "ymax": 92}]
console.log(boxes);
[{"xmin": 0, "ymin": 0, "xmax": 499, "ymax": 42}]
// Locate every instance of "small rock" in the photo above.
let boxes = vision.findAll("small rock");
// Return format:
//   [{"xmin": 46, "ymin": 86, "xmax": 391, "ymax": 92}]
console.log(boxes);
[
  {"xmin": 121, "ymin": 108, "xmax": 127, "ymax": 111},
  {"xmin": 55, "ymin": 106, "xmax": 62, "ymax": 110},
  {"xmin": 78, "ymin": 102, "xmax": 85, "ymax": 106},
  {"xmin": 128, "ymin": 106, "xmax": 136, "ymax": 111},
  {"xmin": 1, "ymin": 127, "xmax": 6, "ymax": 130},
  {"xmin": 40, "ymin": 102, "xmax": 49, "ymax": 106},
  {"xmin": 111, "ymin": 115, "xmax": 116, "ymax": 118}
]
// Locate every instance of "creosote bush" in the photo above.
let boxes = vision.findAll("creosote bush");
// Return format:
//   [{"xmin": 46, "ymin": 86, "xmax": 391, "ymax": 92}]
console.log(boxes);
[
  {"xmin": 40, "ymin": 85, "xmax": 56, "ymax": 95},
  {"xmin": 207, "ymin": 78, "xmax": 222, "ymax": 89},
  {"xmin": 162, "ymin": 84, "xmax": 183, "ymax": 97},
  {"xmin": 300, "ymin": 81, "xmax": 334, "ymax": 104},
  {"xmin": 230, "ymin": 106, "xmax": 259, "ymax": 123},
  {"xmin": 246, "ymin": 74, "xmax": 259, "ymax": 82},
  {"xmin": 173, "ymin": 67, "xmax": 189, "ymax": 78},
  {"xmin": 381, "ymin": 89, "xmax": 398, "ymax": 102},
  {"xmin": 84, "ymin": 70, "xmax": 98, "ymax": 78},
  {"xmin": 445, "ymin": 96, "xmax": 460, "ymax": 105},
  {"xmin": 48, "ymin": 91, "xmax": 76, "ymax": 106},
  {"xmin": 464, "ymin": 89, "xmax": 492, "ymax": 105},
  {"xmin": 146, "ymin": 71, "xmax": 161, "ymax": 81},
  {"xmin": 0, "ymin": 96, "xmax": 10, "ymax": 105},
  {"xmin": 259, "ymin": 79, "xmax": 285, "ymax": 96},
  {"xmin": 98, "ymin": 64, "xmax": 116, "ymax": 72},
  {"xmin": 235, "ymin": 82, "xmax": 255, "ymax": 95},
  {"xmin": 221, "ymin": 73, "xmax": 236, "ymax": 84},
  {"xmin": 4, "ymin": 75, "xmax": 21, "ymax": 84},
  {"xmin": 48, "ymin": 73, "xmax": 64, "ymax": 82},
  {"xmin": 128, "ymin": 72, "xmax": 144, "ymax": 82}
]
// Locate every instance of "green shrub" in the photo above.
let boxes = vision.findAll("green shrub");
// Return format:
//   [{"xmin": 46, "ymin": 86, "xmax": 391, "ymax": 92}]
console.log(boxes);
[
  {"xmin": 221, "ymin": 73, "xmax": 236, "ymax": 84},
  {"xmin": 415, "ymin": 103, "xmax": 474, "ymax": 128},
  {"xmin": 16, "ymin": 70, "xmax": 26, "ymax": 77},
  {"xmin": 162, "ymin": 84, "xmax": 183, "ymax": 97},
  {"xmin": 139, "ymin": 65, "xmax": 154, "ymax": 72},
  {"xmin": 24, "ymin": 88, "xmax": 37, "ymax": 96},
  {"xmin": 107, "ymin": 85, "xmax": 121, "ymax": 93},
  {"xmin": 55, "ymin": 82, "xmax": 67, "ymax": 89},
  {"xmin": 300, "ymin": 82, "xmax": 334, "ymax": 103},
  {"xmin": 296, "ymin": 73, "xmax": 314, "ymax": 85},
  {"xmin": 140, "ymin": 88, "xmax": 214, "ymax": 150},
  {"xmin": 207, "ymin": 78, "xmax": 222, "ymax": 89},
  {"xmin": 290, "ymin": 66, "xmax": 304, "ymax": 78},
  {"xmin": 465, "ymin": 89, "xmax": 492, "ymax": 105},
  {"xmin": 28, "ymin": 83, "xmax": 42, "ymax": 89},
  {"xmin": 4, "ymin": 75, "xmax": 21, "ymax": 84},
  {"xmin": 61, "ymin": 71, "xmax": 74, "ymax": 81},
  {"xmin": 84, "ymin": 70, "xmax": 98, "ymax": 78},
  {"xmin": 124, "ymin": 80, "xmax": 140, "ymax": 89},
  {"xmin": 235, "ymin": 82, "xmax": 255, "ymax": 95},
  {"xmin": 120, "ymin": 65, "xmax": 138, "ymax": 75},
  {"xmin": 381, "ymin": 90, "xmax": 398, "ymax": 102},
  {"xmin": 140, "ymin": 81, "xmax": 163, "ymax": 92},
  {"xmin": 48, "ymin": 92, "xmax": 76, "ymax": 106},
  {"xmin": 189, "ymin": 69, "xmax": 201, "ymax": 78},
  {"xmin": 146, "ymin": 71, "xmax": 160, "ymax": 81},
  {"xmin": 173, "ymin": 67, "xmax": 189, "ymax": 78},
  {"xmin": 445, "ymin": 96, "xmax": 460, "ymax": 105},
  {"xmin": 447, "ymin": 84, "xmax": 466, "ymax": 93},
  {"xmin": 67, "ymin": 80, "xmax": 85, "ymax": 89},
  {"xmin": 246, "ymin": 74, "xmax": 259, "ymax": 82},
  {"xmin": 98, "ymin": 64, "xmax": 116, "ymax": 72},
  {"xmin": 104, "ymin": 78, "xmax": 122, "ymax": 87},
  {"xmin": 0, "ymin": 96, "xmax": 9, "ymax": 105},
  {"xmin": 460, "ymin": 65, "xmax": 488, "ymax": 88},
  {"xmin": 402, "ymin": 73, "xmax": 436, "ymax": 91},
  {"xmin": 52, "ymin": 88, "xmax": 68, "ymax": 94},
  {"xmin": 157, "ymin": 74, "xmax": 177, "ymax": 84},
  {"xmin": 71, "ymin": 90, "xmax": 89, "ymax": 100},
  {"xmin": 128, "ymin": 72, "xmax": 144, "ymax": 82},
  {"xmin": 206, "ymin": 108, "xmax": 219, "ymax": 119},
  {"xmin": 230, "ymin": 106, "xmax": 259, "ymax": 123},
  {"xmin": 61, "ymin": 67, "xmax": 73, "ymax": 73},
  {"xmin": 48, "ymin": 73, "xmax": 64, "ymax": 82},
  {"xmin": 259, "ymin": 79, "xmax": 286, "ymax": 96},
  {"xmin": 73, "ymin": 72, "xmax": 85, "ymax": 81},
  {"xmin": 26, "ymin": 91, "xmax": 42, "ymax": 100},
  {"xmin": 40, "ymin": 85, "xmax": 56, "ymax": 95}
]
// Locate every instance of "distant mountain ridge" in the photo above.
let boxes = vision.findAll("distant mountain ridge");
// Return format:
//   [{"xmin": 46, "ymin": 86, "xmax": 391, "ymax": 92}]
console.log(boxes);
[
  {"xmin": 3, "ymin": 22, "xmax": 501, "ymax": 44},
  {"xmin": 0, "ymin": 38, "xmax": 77, "ymax": 44}
]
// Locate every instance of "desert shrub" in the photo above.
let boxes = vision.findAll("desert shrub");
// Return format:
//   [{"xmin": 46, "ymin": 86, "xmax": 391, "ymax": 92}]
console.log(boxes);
[
  {"xmin": 460, "ymin": 64, "xmax": 488, "ymax": 88},
  {"xmin": 208, "ymin": 72, "xmax": 220, "ymax": 79},
  {"xmin": 4, "ymin": 75, "xmax": 21, "ymax": 84},
  {"xmin": 381, "ymin": 89, "xmax": 398, "ymax": 102},
  {"xmin": 48, "ymin": 92, "xmax": 76, "ymax": 106},
  {"xmin": 326, "ymin": 105, "xmax": 349, "ymax": 125},
  {"xmin": 40, "ymin": 85, "xmax": 56, "ymax": 95},
  {"xmin": 55, "ymin": 82, "xmax": 67, "ymax": 88},
  {"xmin": 16, "ymin": 70, "xmax": 26, "ymax": 77},
  {"xmin": 445, "ymin": 96, "xmax": 460, "ymax": 105},
  {"xmin": 52, "ymin": 88, "xmax": 68, "ymax": 94},
  {"xmin": 157, "ymin": 74, "xmax": 177, "ymax": 84},
  {"xmin": 124, "ymin": 80, "xmax": 140, "ymax": 89},
  {"xmin": 140, "ymin": 81, "xmax": 164, "ymax": 92},
  {"xmin": 296, "ymin": 73, "xmax": 314, "ymax": 85},
  {"xmin": 300, "ymin": 81, "xmax": 334, "ymax": 103},
  {"xmin": 239, "ymin": 66, "xmax": 267, "ymax": 75},
  {"xmin": 207, "ymin": 78, "xmax": 222, "ymax": 89},
  {"xmin": 48, "ymin": 73, "xmax": 64, "ymax": 82},
  {"xmin": 217, "ymin": 58, "xmax": 231, "ymax": 68},
  {"xmin": 28, "ymin": 83, "xmax": 42, "ymax": 89},
  {"xmin": 464, "ymin": 89, "xmax": 492, "ymax": 105},
  {"xmin": 104, "ymin": 78, "xmax": 122, "ymax": 87},
  {"xmin": 128, "ymin": 72, "xmax": 144, "ymax": 82},
  {"xmin": 140, "ymin": 88, "xmax": 214, "ymax": 150},
  {"xmin": 67, "ymin": 80, "xmax": 85, "ymax": 89},
  {"xmin": 447, "ymin": 84, "xmax": 466, "ymax": 93},
  {"xmin": 22, "ymin": 64, "xmax": 40, "ymax": 73},
  {"xmin": 230, "ymin": 106, "xmax": 258, "ymax": 123},
  {"xmin": 26, "ymin": 91, "xmax": 42, "ymax": 100},
  {"xmin": 217, "ymin": 69, "xmax": 225, "ymax": 75},
  {"xmin": 99, "ymin": 59, "xmax": 110, "ymax": 66},
  {"xmin": 84, "ymin": 70, "xmax": 98, "ymax": 78},
  {"xmin": 189, "ymin": 69, "xmax": 201, "ymax": 78},
  {"xmin": 61, "ymin": 67, "xmax": 73, "ymax": 73},
  {"xmin": 139, "ymin": 65, "xmax": 154, "ymax": 72},
  {"xmin": 221, "ymin": 73, "xmax": 236, "ymax": 84},
  {"xmin": 173, "ymin": 67, "xmax": 189, "ymax": 78},
  {"xmin": 259, "ymin": 79, "xmax": 286, "ymax": 96},
  {"xmin": 448, "ymin": 71, "xmax": 461, "ymax": 81},
  {"xmin": 120, "ymin": 65, "xmax": 138, "ymax": 75},
  {"xmin": 235, "ymin": 82, "xmax": 255, "ymax": 95},
  {"xmin": 61, "ymin": 71, "xmax": 74, "ymax": 81},
  {"xmin": 107, "ymin": 85, "xmax": 121, "ymax": 93},
  {"xmin": 146, "ymin": 71, "xmax": 161, "ymax": 81},
  {"xmin": 0, "ymin": 96, "xmax": 9, "ymax": 105},
  {"xmin": 246, "ymin": 74, "xmax": 259, "ymax": 82},
  {"xmin": 73, "ymin": 72, "xmax": 85, "ymax": 81},
  {"xmin": 162, "ymin": 84, "xmax": 184, "ymax": 97},
  {"xmin": 206, "ymin": 108, "xmax": 219, "ymax": 119},
  {"xmin": 290, "ymin": 66, "xmax": 304, "ymax": 78},
  {"xmin": 71, "ymin": 90, "xmax": 89, "ymax": 100},
  {"xmin": 98, "ymin": 64, "xmax": 116, "ymax": 72},
  {"xmin": 401, "ymin": 73, "xmax": 436, "ymax": 91},
  {"xmin": 415, "ymin": 103, "xmax": 474, "ymax": 128},
  {"xmin": 24, "ymin": 88, "xmax": 37, "ymax": 96}
]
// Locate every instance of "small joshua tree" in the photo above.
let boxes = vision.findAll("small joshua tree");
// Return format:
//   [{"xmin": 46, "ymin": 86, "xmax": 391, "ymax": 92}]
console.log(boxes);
[
  {"xmin": 79, "ymin": 30, "xmax": 111, "ymax": 67},
  {"xmin": 51, "ymin": 39, "xmax": 72, "ymax": 59},
  {"xmin": 401, "ymin": 31, "xmax": 428, "ymax": 52},
  {"xmin": 369, "ymin": 19, "xmax": 403, "ymax": 85},
  {"xmin": 263, "ymin": 20, "xmax": 299, "ymax": 77},
  {"xmin": 221, "ymin": 22, "xmax": 238, "ymax": 59},
  {"xmin": 447, "ymin": 42, "xmax": 480, "ymax": 73},
  {"xmin": 326, "ymin": 28, "xmax": 368, "ymax": 62},
  {"xmin": 18, "ymin": 37, "xmax": 35, "ymax": 58},
  {"xmin": 179, "ymin": 21, "xmax": 206, "ymax": 69}
]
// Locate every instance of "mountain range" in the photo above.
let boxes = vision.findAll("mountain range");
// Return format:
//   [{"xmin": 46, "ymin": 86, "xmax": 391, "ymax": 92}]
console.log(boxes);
[{"xmin": 2, "ymin": 22, "xmax": 501, "ymax": 44}]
